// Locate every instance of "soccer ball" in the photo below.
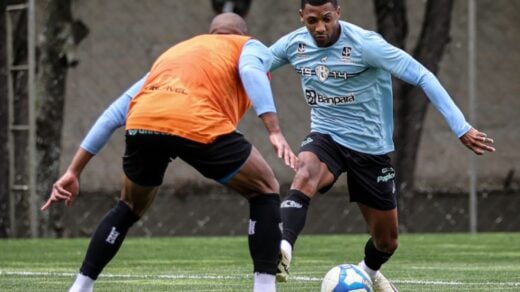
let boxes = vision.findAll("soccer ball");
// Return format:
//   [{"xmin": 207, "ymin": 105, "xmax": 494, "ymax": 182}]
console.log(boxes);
[{"xmin": 321, "ymin": 264, "xmax": 373, "ymax": 292}]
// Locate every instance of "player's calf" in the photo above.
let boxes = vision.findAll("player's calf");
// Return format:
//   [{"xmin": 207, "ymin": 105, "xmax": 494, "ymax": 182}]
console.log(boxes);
[{"xmin": 248, "ymin": 194, "xmax": 282, "ymax": 274}]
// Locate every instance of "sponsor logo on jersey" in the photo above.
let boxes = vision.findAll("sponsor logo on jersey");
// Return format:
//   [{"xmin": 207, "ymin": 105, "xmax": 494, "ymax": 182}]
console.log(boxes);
[
  {"xmin": 296, "ymin": 66, "xmax": 368, "ymax": 81},
  {"xmin": 320, "ymin": 56, "xmax": 328, "ymax": 63},
  {"xmin": 341, "ymin": 46, "xmax": 352, "ymax": 62},
  {"xmin": 297, "ymin": 42, "xmax": 306, "ymax": 53},
  {"xmin": 295, "ymin": 42, "xmax": 309, "ymax": 59},
  {"xmin": 305, "ymin": 89, "xmax": 355, "ymax": 106},
  {"xmin": 315, "ymin": 65, "xmax": 330, "ymax": 82},
  {"xmin": 127, "ymin": 129, "xmax": 171, "ymax": 136}
]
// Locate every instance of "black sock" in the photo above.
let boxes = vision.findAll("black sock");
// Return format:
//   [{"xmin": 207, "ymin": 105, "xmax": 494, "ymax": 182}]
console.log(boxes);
[
  {"xmin": 364, "ymin": 237, "xmax": 394, "ymax": 271},
  {"xmin": 79, "ymin": 200, "xmax": 139, "ymax": 279},
  {"xmin": 280, "ymin": 189, "xmax": 311, "ymax": 247},
  {"xmin": 248, "ymin": 194, "xmax": 281, "ymax": 275}
]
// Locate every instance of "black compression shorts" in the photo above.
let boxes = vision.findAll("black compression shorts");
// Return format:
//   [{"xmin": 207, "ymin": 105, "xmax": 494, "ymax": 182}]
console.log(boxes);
[
  {"xmin": 299, "ymin": 132, "xmax": 397, "ymax": 210},
  {"xmin": 123, "ymin": 130, "xmax": 252, "ymax": 186}
]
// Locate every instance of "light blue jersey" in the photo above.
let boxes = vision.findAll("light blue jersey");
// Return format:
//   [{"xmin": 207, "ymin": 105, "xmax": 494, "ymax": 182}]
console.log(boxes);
[{"xmin": 270, "ymin": 21, "xmax": 471, "ymax": 155}]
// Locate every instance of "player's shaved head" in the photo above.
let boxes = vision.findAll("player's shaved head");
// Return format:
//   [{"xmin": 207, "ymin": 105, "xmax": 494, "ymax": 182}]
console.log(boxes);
[{"xmin": 209, "ymin": 12, "xmax": 248, "ymax": 35}]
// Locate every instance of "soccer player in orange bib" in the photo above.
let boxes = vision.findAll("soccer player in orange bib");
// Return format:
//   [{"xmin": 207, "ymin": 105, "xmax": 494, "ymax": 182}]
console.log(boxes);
[{"xmin": 42, "ymin": 13, "xmax": 297, "ymax": 292}]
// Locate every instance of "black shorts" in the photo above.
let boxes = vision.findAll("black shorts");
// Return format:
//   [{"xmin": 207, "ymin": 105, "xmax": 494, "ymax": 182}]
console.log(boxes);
[
  {"xmin": 123, "ymin": 130, "xmax": 252, "ymax": 186},
  {"xmin": 299, "ymin": 132, "xmax": 397, "ymax": 210}
]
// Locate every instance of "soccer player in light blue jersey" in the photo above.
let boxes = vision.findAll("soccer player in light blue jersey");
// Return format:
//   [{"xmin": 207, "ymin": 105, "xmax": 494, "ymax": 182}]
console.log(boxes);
[{"xmin": 270, "ymin": 1, "xmax": 495, "ymax": 291}]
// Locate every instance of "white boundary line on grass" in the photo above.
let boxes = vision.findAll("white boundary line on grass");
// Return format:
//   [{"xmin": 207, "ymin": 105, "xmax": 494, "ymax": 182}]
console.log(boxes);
[
  {"xmin": 2, "ymin": 271, "xmax": 520, "ymax": 287},
  {"xmin": 290, "ymin": 276, "xmax": 520, "ymax": 287},
  {"xmin": 0, "ymin": 271, "xmax": 237, "ymax": 280}
]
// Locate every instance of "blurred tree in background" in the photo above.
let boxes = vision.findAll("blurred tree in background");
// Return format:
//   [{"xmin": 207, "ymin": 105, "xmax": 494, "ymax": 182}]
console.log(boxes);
[
  {"xmin": 36, "ymin": 0, "xmax": 87, "ymax": 237},
  {"xmin": 373, "ymin": 0, "xmax": 454, "ymax": 231},
  {"xmin": 0, "ymin": 0, "xmax": 86, "ymax": 237}
]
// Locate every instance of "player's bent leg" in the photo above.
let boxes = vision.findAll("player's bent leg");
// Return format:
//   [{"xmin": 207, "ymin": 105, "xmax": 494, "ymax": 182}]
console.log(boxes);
[
  {"xmin": 246, "ymin": 193, "xmax": 281, "ymax": 292},
  {"xmin": 277, "ymin": 152, "xmax": 335, "ymax": 282},
  {"xmin": 225, "ymin": 146, "xmax": 280, "ymax": 292},
  {"xmin": 248, "ymin": 194, "xmax": 282, "ymax": 275},
  {"xmin": 282, "ymin": 153, "xmax": 335, "ymax": 246},
  {"xmin": 226, "ymin": 146, "xmax": 279, "ymax": 196},
  {"xmin": 277, "ymin": 189, "xmax": 310, "ymax": 282},
  {"xmin": 358, "ymin": 204, "xmax": 398, "ymax": 256},
  {"xmin": 69, "ymin": 177, "xmax": 159, "ymax": 292},
  {"xmin": 357, "ymin": 204, "xmax": 399, "ymax": 292},
  {"xmin": 120, "ymin": 176, "xmax": 160, "ymax": 217}
]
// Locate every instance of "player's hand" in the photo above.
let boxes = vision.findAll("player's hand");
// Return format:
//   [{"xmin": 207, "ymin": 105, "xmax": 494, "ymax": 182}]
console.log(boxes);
[
  {"xmin": 41, "ymin": 171, "xmax": 80, "ymax": 211},
  {"xmin": 269, "ymin": 132, "xmax": 298, "ymax": 170},
  {"xmin": 459, "ymin": 128, "xmax": 496, "ymax": 155}
]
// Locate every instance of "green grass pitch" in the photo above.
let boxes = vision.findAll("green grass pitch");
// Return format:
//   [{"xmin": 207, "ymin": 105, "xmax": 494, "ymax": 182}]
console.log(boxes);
[{"xmin": 1, "ymin": 233, "xmax": 519, "ymax": 291}]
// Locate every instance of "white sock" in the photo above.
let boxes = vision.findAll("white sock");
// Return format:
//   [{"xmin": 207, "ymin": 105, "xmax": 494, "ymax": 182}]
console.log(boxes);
[
  {"xmin": 253, "ymin": 272, "xmax": 276, "ymax": 292},
  {"xmin": 280, "ymin": 239, "xmax": 293, "ymax": 261},
  {"xmin": 69, "ymin": 273, "xmax": 94, "ymax": 292},
  {"xmin": 358, "ymin": 260, "xmax": 377, "ymax": 279}
]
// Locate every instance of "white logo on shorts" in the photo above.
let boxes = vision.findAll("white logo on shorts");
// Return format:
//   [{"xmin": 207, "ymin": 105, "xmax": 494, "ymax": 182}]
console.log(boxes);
[
  {"xmin": 300, "ymin": 137, "xmax": 313, "ymax": 147},
  {"xmin": 248, "ymin": 220, "xmax": 256, "ymax": 235}
]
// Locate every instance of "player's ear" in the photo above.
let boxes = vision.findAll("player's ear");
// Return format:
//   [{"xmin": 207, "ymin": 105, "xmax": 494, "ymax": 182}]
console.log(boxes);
[{"xmin": 299, "ymin": 9, "xmax": 304, "ymax": 23}]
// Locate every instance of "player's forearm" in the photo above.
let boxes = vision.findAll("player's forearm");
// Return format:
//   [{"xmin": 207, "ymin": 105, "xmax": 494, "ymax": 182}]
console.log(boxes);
[
  {"xmin": 67, "ymin": 147, "xmax": 95, "ymax": 176},
  {"xmin": 259, "ymin": 112, "xmax": 282, "ymax": 135},
  {"xmin": 400, "ymin": 62, "xmax": 471, "ymax": 137},
  {"xmin": 418, "ymin": 71, "xmax": 472, "ymax": 137}
]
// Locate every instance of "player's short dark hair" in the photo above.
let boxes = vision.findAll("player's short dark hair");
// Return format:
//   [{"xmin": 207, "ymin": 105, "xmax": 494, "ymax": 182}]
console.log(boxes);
[{"xmin": 301, "ymin": 0, "xmax": 338, "ymax": 10}]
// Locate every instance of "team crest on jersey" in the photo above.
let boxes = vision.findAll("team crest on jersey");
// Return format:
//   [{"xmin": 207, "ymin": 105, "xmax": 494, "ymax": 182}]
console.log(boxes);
[
  {"xmin": 297, "ymin": 42, "xmax": 306, "ymax": 53},
  {"xmin": 341, "ymin": 46, "xmax": 352, "ymax": 62},
  {"xmin": 315, "ymin": 65, "xmax": 330, "ymax": 82}
]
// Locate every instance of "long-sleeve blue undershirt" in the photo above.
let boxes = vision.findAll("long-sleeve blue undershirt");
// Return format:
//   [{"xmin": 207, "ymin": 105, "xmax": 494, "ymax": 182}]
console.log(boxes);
[
  {"xmin": 270, "ymin": 21, "xmax": 471, "ymax": 154},
  {"xmin": 80, "ymin": 74, "xmax": 147, "ymax": 154}
]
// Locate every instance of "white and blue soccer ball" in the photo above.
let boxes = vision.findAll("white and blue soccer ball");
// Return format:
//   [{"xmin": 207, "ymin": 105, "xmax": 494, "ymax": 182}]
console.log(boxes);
[{"xmin": 320, "ymin": 264, "xmax": 373, "ymax": 292}]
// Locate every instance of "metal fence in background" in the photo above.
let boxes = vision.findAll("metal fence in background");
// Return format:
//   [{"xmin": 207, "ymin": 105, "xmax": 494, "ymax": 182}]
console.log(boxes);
[{"xmin": 4, "ymin": 0, "xmax": 519, "ymax": 237}]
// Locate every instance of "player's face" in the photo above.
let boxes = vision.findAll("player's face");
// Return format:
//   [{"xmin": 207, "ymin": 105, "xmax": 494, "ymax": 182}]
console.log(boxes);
[{"xmin": 299, "ymin": 2, "xmax": 341, "ymax": 47}]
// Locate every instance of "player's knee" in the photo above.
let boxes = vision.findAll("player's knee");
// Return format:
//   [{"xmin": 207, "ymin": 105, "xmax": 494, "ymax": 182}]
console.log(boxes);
[
  {"xmin": 253, "ymin": 166, "xmax": 279, "ymax": 193},
  {"xmin": 292, "ymin": 166, "xmax": 321, "ymax": 195},
  {"xmin": 259, "ymin": 176, "xmax": 279, "ymax": 194},
  {"xmin": 294, "ymin": 165, "xmax": 313, "ymax": 185},
  {"xmin": 247, "ymin": 174, "xmax": 280, "ymax": 195},
  {"xmin": 267, "ymin": 178, "xmax": 280, "ymax": 193},
  {"xmin": 374, "ymin": 236, "xmax": 398, "ymax": 254},
  {"xmin": 120, "ymin": 194, "xmax": 155, "ymax": 218}
]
